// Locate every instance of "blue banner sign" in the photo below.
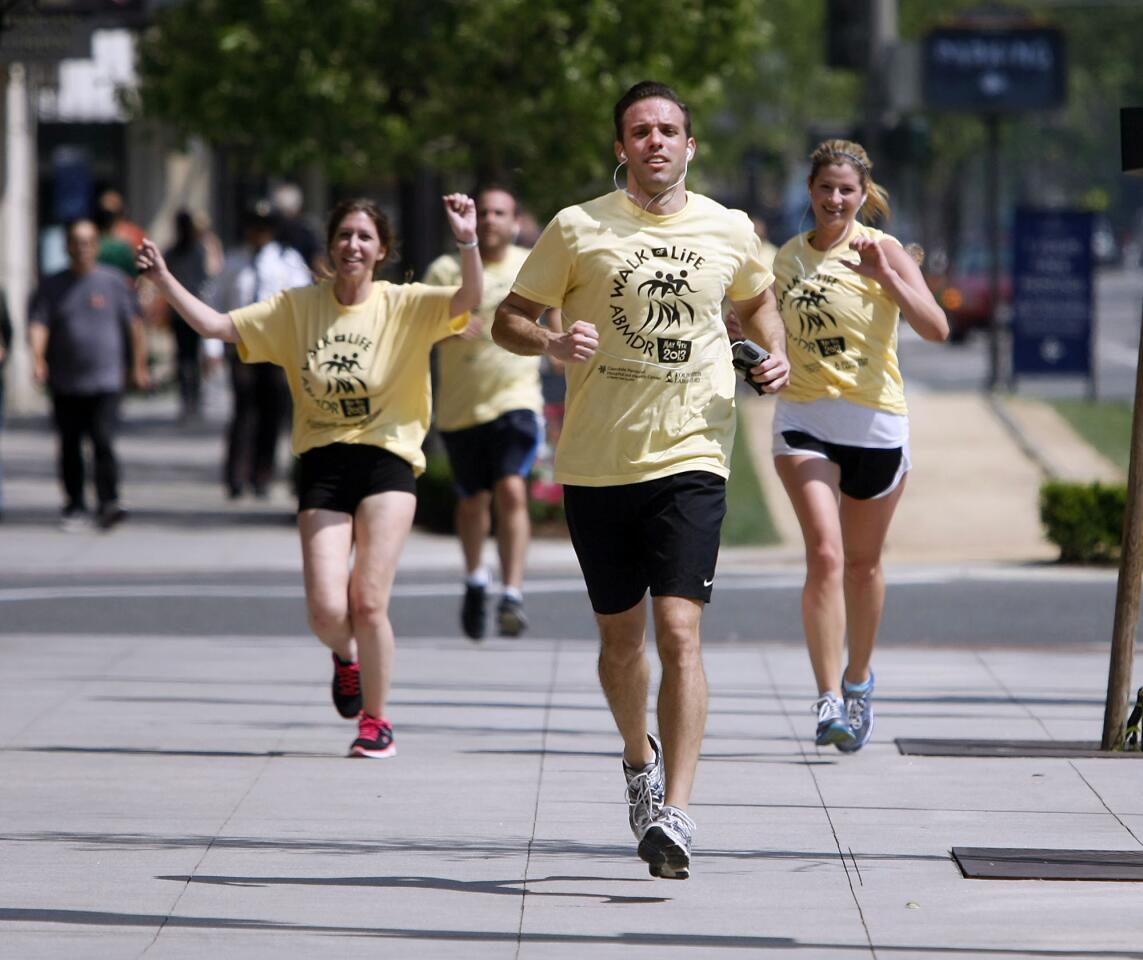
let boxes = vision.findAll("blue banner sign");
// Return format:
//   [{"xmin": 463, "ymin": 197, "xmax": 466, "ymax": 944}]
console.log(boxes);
[{"xmin": 1011, "ymin": 208, "xmax": 1093, "ymax": 378}]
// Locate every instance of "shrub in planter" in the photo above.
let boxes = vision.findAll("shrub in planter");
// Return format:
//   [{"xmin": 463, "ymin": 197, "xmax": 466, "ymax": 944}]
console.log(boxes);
[{"xmin": 1039, "ymin": 481, "xmax": 1127, "ymax": 563}]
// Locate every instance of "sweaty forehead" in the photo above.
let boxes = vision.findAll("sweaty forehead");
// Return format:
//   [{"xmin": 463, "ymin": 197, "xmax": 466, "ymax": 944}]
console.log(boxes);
[{"xmin": 621, "ymin": 97, "xmax": 686, "ymax": 134}]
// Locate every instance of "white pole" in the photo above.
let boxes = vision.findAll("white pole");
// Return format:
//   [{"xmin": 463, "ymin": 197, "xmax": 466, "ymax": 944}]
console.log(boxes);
[{"xmin": 2, "ymin": 62, "xmax": 39, "ymax": 414}]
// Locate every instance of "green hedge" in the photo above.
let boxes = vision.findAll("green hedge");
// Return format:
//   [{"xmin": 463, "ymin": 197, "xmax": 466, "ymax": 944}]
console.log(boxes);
[
  {"xmin": 414, "ymin": 453, "xmax": 458, "ymax": 534},
  {"xmin": 1039, "ymin": 481, "xmax": 1127, "ymax": 563}
]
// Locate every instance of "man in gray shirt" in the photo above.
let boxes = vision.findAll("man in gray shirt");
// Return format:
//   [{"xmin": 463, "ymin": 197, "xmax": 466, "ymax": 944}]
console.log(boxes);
[{"xmin": 28, "ymin": 218, "xmax": 149, "ymax": 530}]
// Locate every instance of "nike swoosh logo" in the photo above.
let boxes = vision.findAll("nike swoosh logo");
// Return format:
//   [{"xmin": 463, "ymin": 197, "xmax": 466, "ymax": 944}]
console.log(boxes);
[{"xmin": 703, "ymin": 578, "xmax": 715, "ymax": 587}]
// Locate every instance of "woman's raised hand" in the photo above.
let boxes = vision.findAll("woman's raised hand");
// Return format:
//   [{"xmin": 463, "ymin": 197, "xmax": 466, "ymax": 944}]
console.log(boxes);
[
  {"xmin": 442, "ymin": 193, "xmax": 477, "ymax": 245},
  {"xmin": 135, "ymin": 238, "xmax": 168, "ymax": 278},
  {"xmin": 846, "ymin": 235, "xmax": 891, "ymax": 281}
]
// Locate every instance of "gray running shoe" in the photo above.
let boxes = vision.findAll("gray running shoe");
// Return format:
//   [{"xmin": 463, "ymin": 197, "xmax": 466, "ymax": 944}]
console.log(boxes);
[
  {"xmin": 813, "ymin": 693, "xmax": 855, "ymax": 749},
  {"xmin": 838, "ymin": 670, "xmax": 874, "ymax": 753},
  {"xmin": 497, "ymin": 595, "xmax": 528, "ymax": 637},
  {"xmin": 623, "ymin": 733, "xmax": 665, "ymax": 839},
  {"xmin": 637, "ymin": 805, "xmax": 696, "ymax": 879}
]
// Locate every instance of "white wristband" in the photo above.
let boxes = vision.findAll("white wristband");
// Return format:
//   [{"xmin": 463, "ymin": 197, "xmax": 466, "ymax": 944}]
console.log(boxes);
[{"xmin": 456, "ymin": 238, "xmax": 478, "ymax": 250}]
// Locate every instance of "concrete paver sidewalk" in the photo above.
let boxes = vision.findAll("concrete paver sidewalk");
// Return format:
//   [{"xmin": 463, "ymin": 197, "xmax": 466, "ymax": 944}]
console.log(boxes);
[{"xmin": 2, "ymin": 631, "xmax": 1142, "ymax": 958}]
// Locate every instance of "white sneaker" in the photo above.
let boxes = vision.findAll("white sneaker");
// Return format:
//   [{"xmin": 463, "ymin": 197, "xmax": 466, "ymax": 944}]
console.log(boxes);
[
  {"xmin": 813, "ymin": 693, "xmax": 855, "ymax": 748},
  {"xmin": 622, "ymin": 734, "xmax": 665, "ymax": 839},
  {"xmin": 637, "ymin": 805, "xmax": 696, "ymax": 879},
  {"xmin": 59, "ymin": 508, "xmax": 89, "ymax": 533}
]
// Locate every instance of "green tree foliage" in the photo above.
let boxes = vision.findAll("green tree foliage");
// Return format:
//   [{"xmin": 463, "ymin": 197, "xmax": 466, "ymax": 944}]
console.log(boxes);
[
  {"xmin": 715, "ymin": 0, "xmax": 860, "ymax": 209},
  {"xmin": 133, "ymin": 0, "xmax": 805, "ymax": 218}
]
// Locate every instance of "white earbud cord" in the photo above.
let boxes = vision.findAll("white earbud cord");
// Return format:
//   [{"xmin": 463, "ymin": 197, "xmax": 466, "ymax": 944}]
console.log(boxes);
[
  {"xmin": 792, "ymin": 201, "xmax": 812, "ymax": 279},
  {"xmin": 612, "ymin": 156, "xmax": 690, "ymax": 212}
]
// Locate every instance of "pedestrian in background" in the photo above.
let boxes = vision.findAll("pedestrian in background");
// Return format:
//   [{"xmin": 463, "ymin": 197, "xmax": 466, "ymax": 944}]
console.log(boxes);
[
  {"xmin": 424, "ymin": 185, "xmax": 558, "ymax": 640},
  {"xmin": 93, "ymin": 194, "xmax": 139, "ymax": 279},
  {"xmin": 209, "ymin": 202, "xmax": 311, "ymax": 498},
  {"xmin": 0, "ymin": 287, "xmax": 11, "ymax": 521},
  {"xmin": 494, "ymin": 81, "xmax": 788, "ymax": 880},
  {"xmin": 97, "ymin": 188, "xmax": 146, "ymax": 251},
  {"xmin": 771, "ymin": 139, "xmax": 948, "ymax": 752},
  {"xmin": 136, "ymin": 194, "xmax": 482, "ymax": 759},
  {"xmin": 271, "ymin": 182, "xmax": 323, "ymax": 272},
  {"xmin": 28, "ymin": 218, "xmax": 151, "ymax": 530},
  {"xmin": 164, "ymin": 209, "xmax": 223, "ymax": 424}
]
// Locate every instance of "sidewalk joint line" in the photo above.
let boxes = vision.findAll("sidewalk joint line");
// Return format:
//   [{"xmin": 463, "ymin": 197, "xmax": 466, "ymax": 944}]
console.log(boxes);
[
  {"xmin": 760, "ymin": 651, "xmax": 878, "ymax": 959},
  {"xmin": 848, "ymin": 846, "xmax": 864, "ymax": 886},
  {"xmin": 515, "ymin": 638, "xmax": 562, "ymax": 958},
  {"xmin": 975, "ymin": 651, "xmax": 1054, "ymax": 739},
  {"xmin": 138, "ymin": 729, "xmax": 283, "ymax": 957},
  {"xmin": 1068, "ymin": 761, "xmax": 1143, "ymax": 849}
]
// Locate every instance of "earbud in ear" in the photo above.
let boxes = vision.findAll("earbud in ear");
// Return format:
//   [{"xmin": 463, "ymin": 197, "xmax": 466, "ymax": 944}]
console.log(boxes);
[
  {"xmin": 619, "ymin": 152, "xmax": 628, "ymax": 163},
  {"xmin": 686, "ymin": 147, "xmax": 694, "ymax": 161}
]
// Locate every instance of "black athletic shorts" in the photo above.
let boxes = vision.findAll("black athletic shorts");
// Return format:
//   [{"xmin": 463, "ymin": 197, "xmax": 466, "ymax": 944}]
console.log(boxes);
[
  {"xmin": 563, "ymin": 470, "xmax": 726, "ymax": 615},
  {"xmin": 296, "ymin": 443, "xmax": 416, "ymax": 515},
  {"xmin": 780, "ymin": 430, "xmax": 904, "ymax": 501},
  {"xmin": 439, "ymin": 409, "xmax": 542, "ymax": 497}
]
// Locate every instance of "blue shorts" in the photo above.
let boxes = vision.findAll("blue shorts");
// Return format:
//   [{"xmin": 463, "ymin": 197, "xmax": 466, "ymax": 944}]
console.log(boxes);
[
  {"xmin": 563, "ymin": 471, "xmax": 726, "ymax": 615},
  {"xmin": 439, "ymin": 409, "xmax": 542, "ymax": 498}
]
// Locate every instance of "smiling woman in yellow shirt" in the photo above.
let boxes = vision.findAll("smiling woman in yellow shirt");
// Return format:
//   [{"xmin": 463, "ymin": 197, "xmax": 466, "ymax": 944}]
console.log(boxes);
[
  {"xmin": 772, "ymin": 139, "xmax": 948, "ymax": 754},
  {"xmin": 136, "ymin": 194, "xmax": 482, "ymax": 761}
]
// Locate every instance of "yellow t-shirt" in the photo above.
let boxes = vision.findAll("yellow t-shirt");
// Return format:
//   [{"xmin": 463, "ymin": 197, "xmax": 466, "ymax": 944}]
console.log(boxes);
[
  {"xmin": 512, "ymin": 190, "xmax": 773, "ymax": 487},
  {"xmin": 231, "ymin": 280, "xmax": 466, "ymax": 474},
  {"xmin": 423, "ymin": 245, "xmax": 542, "ymax": 431},
  {"xmin": 773, "ymin": 223, "xmax": 907, "ymax": 414}
]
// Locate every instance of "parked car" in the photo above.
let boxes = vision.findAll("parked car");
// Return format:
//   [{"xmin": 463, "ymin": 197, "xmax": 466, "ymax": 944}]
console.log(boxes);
[{"xmin": 926, "ymin": 247, "xmax": 1012, "ymax": 343}]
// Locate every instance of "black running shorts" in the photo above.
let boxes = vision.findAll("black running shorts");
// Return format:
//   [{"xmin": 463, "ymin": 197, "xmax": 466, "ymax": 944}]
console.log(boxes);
[
  {"xmin": 296, "ymin": 443, "xmax": 416, "ymax": 515},
  {"xmin": 439, "ymin": 409, "xmax": 542, "ymax": 497},
  {"xmin": 563, "ymin": 470, "xmax": 726, "ymax": 615},
  {"xmin": 780, "ymin": 430, "xmax": 904, "ymax": 501}
]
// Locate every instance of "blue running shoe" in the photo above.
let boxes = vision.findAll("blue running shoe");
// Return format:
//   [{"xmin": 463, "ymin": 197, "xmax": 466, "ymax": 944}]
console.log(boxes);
[
  {"xmin": 813, "ymin": 693, "xmax": 855, "ymax": 748},
  {"xmin": 838, "ymin": 670, "xmax": 874, "ymax": 753}
]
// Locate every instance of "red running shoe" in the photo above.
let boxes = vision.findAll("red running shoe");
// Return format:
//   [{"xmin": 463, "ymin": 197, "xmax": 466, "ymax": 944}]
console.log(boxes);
[{"xmin": 349, "ymin": 714, "xmax": 396, "ymax": 759}]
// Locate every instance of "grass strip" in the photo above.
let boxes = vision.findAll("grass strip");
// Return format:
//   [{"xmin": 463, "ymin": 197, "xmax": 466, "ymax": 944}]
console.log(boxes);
[
  {"xmin": 1048, "ymin": 399, "xmax": 1133, "ymax": 474},
  {"xmin": 723, "ymin": 408, "xmax": 781, "ymax": 546}
]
